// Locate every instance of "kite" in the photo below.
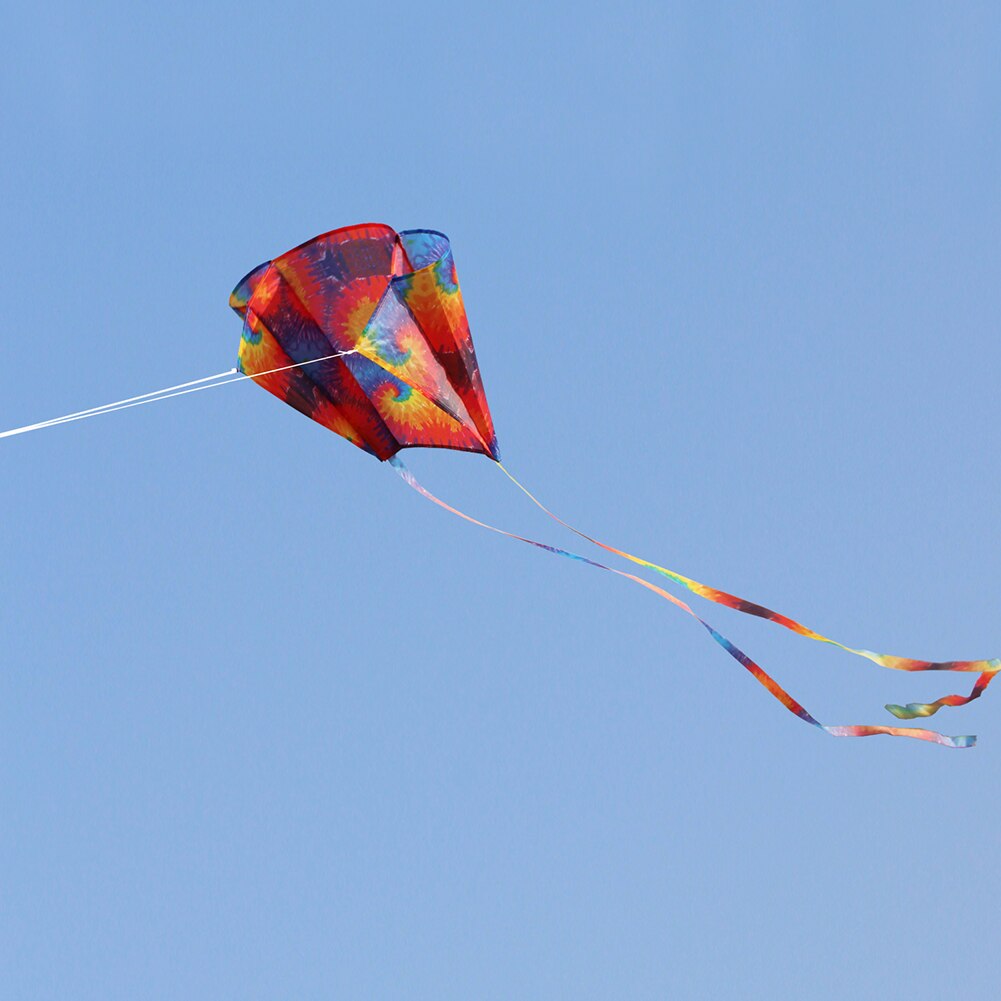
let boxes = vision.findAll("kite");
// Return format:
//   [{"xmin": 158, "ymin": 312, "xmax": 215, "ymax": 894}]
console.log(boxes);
[
  {"xmin": 225, "ymin": 223, "xmax": 997, "ymax": 747},
  {"xmin": 3, "ymin": 222, "xmax": 995, "ymax": 747}
]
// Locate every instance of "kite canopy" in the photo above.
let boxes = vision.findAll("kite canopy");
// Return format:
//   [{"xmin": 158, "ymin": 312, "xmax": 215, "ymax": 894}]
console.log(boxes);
[{"xmin": 230, "ymin": 223, "xmax": 498, "ymax": 461}]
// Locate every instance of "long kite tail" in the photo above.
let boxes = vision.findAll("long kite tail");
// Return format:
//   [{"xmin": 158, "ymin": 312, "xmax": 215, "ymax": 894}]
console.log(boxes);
[
  {"xmin": 495, "ymin": 463, "xmax": 998, "ymax": 720},
  {"xmin": 389, "ymin": 457, "xmax": 974, "ymax": 748}
]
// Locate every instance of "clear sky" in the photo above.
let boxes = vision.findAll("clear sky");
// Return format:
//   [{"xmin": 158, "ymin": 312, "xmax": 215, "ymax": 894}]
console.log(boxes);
[{"xmin": 2, "ymin": 3, "xmax": 999, "ymax": 998}]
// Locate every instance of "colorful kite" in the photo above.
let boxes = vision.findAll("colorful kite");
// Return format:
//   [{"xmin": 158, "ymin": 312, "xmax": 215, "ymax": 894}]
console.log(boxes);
[
  {"xmin": 227, "ymin": 223, "xmax": 997, "ymax": 748},
  {"xmin": 3, "ymin": 222, "xmax": 993, "ymax": 747}
]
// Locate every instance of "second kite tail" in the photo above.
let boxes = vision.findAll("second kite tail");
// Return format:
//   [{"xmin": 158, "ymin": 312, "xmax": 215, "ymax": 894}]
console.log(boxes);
[
  {"xmin": 389, "ymin": 456, "xmax": 973, "ymax": 749},
  {"xmin": 494, "ymin": 462, "xmax": 999, "ymax": 720}
]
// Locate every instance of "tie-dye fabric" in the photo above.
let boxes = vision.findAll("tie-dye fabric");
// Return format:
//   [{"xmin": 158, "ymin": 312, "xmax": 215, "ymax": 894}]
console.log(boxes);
[{"xmin": 230, "ymin": 223, "xmax": 498, "ymax": 461}]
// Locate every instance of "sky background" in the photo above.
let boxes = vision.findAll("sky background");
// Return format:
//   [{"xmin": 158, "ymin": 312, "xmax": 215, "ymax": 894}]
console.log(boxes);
[{"xmin": 2, "ymin": 3, "xmax": 1000, "ymax": 998}]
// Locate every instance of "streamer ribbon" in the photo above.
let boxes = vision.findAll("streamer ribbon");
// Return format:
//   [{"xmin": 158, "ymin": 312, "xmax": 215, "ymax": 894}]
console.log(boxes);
[
  {"xmin": 390, "ymin": 457, "xmax": 974, "ymax": 748},
  {"xmin": 495, "ymin": 463, "xmax": 998, "ymax": 720}
]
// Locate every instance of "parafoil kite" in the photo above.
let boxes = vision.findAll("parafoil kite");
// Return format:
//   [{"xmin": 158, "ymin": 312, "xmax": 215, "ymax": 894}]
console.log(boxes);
[{"xmin": 227, "ymin": 223, "xmax": 998, "ymax": 748}]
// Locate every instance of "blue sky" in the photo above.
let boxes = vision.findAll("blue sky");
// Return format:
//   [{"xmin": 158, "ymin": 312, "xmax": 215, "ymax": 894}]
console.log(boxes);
[{"xmin": 2, "ymin": 3, "xmax": 999, "ymax": 998}]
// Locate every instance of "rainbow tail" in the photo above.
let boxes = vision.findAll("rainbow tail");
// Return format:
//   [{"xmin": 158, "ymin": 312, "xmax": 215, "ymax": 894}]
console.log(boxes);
[
  {"xmin": 390, "ymin": 457, "xmax": 974, "ymax": 748},
  {"xmin": 495, "ymin": 463, "xmax": 997, "ymax": 722}
]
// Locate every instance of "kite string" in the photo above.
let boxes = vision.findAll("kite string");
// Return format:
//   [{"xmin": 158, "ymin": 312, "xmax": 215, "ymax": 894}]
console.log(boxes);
[
  {"xmin": 388, "ymin": 456, "xmax": 973, "ymax": 749},
  {"xmin": 494, "ymin": 462, "xmax": 999, "ymax": 719},
  {"xmin": 0, "ymin": 350, "xmax": 358, "ymax": 440},
  {"xmin": 2, "ymin": 369, "xmax": 243, "ymax": 437}
]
